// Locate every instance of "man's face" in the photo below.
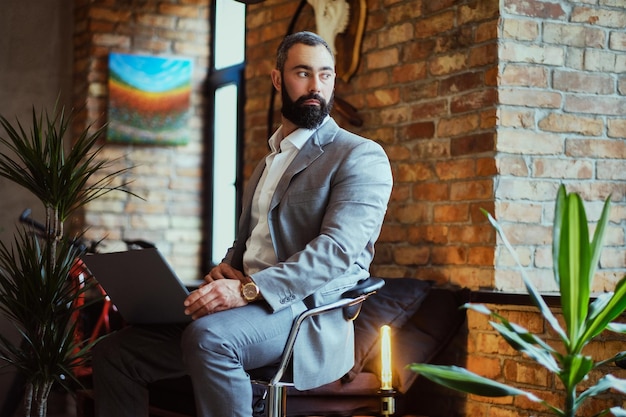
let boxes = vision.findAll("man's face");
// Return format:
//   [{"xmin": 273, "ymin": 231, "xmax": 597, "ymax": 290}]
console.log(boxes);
[
  {"xmin": 280, "ymin": 78, "xmax": 334, "ymax": 130},
  {"xmin": 273, "ymin": 43, "xmax": 336, "ymax": 129}
]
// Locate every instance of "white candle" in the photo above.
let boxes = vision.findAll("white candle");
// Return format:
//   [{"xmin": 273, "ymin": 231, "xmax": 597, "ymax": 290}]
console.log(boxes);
[{"xmin": 380, "ymin": 324, "xmax": 392, "ymax": 390}]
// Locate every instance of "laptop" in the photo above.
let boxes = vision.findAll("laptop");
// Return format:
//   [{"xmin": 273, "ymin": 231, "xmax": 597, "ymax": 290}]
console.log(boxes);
[{"xmin": 81, "ymin": 248, "xmax": 193, "ymax": 324}]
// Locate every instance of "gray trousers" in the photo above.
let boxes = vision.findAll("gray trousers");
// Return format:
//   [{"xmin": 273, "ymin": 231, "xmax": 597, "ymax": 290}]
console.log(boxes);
[{"xmin": 92, "ymin": 302, "xmax": 301, "ymax": 417}]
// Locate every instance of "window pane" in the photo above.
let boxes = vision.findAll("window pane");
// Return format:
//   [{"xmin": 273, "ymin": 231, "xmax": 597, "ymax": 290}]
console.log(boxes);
[
  {"xmin": 212, "ymin": 84, "xmax": 239, "ymax": 265},
  {"xmin": 214, "ymin": 0, "xmax": 245, "ymax": 70}
]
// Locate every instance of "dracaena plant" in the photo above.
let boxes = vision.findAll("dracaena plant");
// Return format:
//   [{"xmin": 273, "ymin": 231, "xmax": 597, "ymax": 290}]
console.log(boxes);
[
  {"xmin": 0, "ymin": 104, "xmax": 132, "ymax": 417},
  {"xmin": 410, "ymin": 185, "xmax": 626, "ymax": 417}
]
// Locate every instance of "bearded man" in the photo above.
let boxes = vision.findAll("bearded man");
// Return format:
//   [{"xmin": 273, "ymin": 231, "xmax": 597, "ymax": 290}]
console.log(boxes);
[{"xmin": 92, "ymin": 31, "xmax": 393, "ymax": 417}]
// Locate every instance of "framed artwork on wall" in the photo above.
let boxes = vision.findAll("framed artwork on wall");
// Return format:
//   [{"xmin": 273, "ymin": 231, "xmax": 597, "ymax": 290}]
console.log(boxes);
[{"xmin": 107, "ymin": 53, "xmax": 193, "ymax": 146}]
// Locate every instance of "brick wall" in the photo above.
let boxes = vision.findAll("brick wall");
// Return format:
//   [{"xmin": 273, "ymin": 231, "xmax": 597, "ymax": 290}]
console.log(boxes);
[
  {"xmin": 243, "ymin": 1, "xmax": 626, "ymax": 415},
  {"xmin": 479, "ymin": 3, "xmax": 626, "ymax": 407},
  {"xmin": 73, "ymin": 0, "xmax": 210, "ymax": 281},
  {"xmin": 465, "ymin": 305, "xmax": 626, "ymax": 417},
  {"xmin": 495, "ymin": 0, "xmax": 626, "ymax": 293},
  {"xmin": 73, "ymin": 0, "xmax": 626, "ymax": 289},
  {"xmin": 246, "ymin": 0, "xmax": 501, "ymax": 289},
  {"xmin": 72, "ymin": 0, "xmax": 626, "ymax": 415},
  {"xmin": 246, "ymin": 0, "xmax": 625, "ymax": 292}
]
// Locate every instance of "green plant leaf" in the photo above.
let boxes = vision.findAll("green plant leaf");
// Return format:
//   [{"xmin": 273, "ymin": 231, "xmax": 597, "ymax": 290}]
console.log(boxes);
[
  {"xmin": 578, "ymin": 277, "xmax": 626, "ymax": 350},
  {"xmin": 577, "ymin": 375, "xmax": 626, "ymax": 408},
  {"xmin": 553, "ymin": 184, "xmax": 566, "ymax": 287},
  {"xmin": 0, "ymin": 105, "xmax": 137, "ymax": 225},
  {"xmin": 559, "ymin": 354, "xmax": 594, "ymax": 392},
  {"xmin": 559, "ymin": 189, "xmax": 613, "ymax": 354},
  {"xmin": 482, "ymin": 209, "xmax": 568, "ymax": 344},
  {"xmin": 607, "ymin": 322, "xmax": 626, "ymax": 334},
  {"xmin": 466, "ymin": 303, "xmax": 559, "ymax": 370},
  {"xmin": 491, "ymin": 313, "xmax": 556, "ymax": 353},
  {"xmin": 466, "ymin": 304, "xmax": 561, "ymax": 372},
  {"xmin": 588, "ymin": 194, "xmax": 612, "ymax": 289},
  {"xmin": 490, "ymin": 321, "xmax": 560, "ymax": 373},
  {"xmin": 408, "ymin": 364, "xmax": 541, "ymax": 400},
  {"xmin": 609, "ymin": 407, "xmax": 626, "ymax": 416},
  {"xmin": 595, "ymin": 350, "xmax": 626, "ymax": 368},
  {"xmin": 588, "ymin": 293, "xmax": 615, "ymax": 323},
  {"xmin": 464, "ymin": 302, "xmax": 492, "ymax": 315},
  {"xmin": 558, "ymin": 190, "xmax": 591, "ymax": 350},
  {"xmin": 410, "ymin": 188, "xmax": 624, "ymax": 417}
]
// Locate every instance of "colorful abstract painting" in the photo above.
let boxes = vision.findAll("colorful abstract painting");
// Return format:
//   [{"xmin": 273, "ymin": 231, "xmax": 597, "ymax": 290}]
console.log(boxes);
[{"xmin": 107, "ymin": 53, "xmax": 193, "ymax": 145}]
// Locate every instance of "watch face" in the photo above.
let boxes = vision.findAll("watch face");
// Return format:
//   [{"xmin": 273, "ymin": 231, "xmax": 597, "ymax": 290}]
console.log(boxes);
[{"xmin": 243, "ymin": 282, "xmax": 259, "ymax": 301}]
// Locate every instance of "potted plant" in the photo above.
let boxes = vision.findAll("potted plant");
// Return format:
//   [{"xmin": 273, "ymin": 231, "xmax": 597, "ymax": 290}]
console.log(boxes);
[
  {"xmin": 0, "ymin": 104, "xmax": 131, "ymax": 417},
  {"xmin": 410, "ymin": 185, "xmax": 626, "ymax": 417}
]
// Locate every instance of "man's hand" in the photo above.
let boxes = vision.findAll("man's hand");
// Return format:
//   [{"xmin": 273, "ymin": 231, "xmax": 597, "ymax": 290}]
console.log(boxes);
[
  {"xmin": 183, "ymin": 263, "xmax": 247, "ymax": 319},
  {"xmin": 201, "ymin": 262, "xmax": 245, "ymax": 284}
]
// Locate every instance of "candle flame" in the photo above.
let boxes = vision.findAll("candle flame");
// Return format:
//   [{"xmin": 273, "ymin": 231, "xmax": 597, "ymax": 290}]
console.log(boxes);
[{"xmin": 380, "ymin": 324, "xmax": 392, "ymax": 390}]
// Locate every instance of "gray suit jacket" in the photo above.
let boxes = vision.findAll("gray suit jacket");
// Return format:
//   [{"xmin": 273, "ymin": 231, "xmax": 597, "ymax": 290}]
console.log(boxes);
[{"xmin": 223, "ymin": 118, "xmax": 392, "ymax": 390}]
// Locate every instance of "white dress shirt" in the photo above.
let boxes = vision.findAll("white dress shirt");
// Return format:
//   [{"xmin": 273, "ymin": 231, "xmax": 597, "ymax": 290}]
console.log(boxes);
[{"xmin": 243, "ymin": 118, "xmax": 329, "ymax": 276}]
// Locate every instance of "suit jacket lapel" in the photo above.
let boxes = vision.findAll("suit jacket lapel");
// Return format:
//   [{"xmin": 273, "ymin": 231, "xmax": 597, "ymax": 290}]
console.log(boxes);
[{"xmin": 269, "ymin": 119, "xmax": 340, "ymax": 211}]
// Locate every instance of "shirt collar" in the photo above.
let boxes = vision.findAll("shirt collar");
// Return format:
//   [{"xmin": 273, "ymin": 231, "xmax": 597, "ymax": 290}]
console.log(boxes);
[{"xmin": 268, "ymin": 116, "xmax": 331, "ymax": 153}]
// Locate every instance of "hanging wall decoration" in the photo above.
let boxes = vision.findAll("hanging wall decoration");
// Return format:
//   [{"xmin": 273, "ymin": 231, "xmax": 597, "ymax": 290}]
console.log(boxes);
[
  {"xmin": 107, "ymin": 53, "xmax": 193, "ymax": 145},
  {"xmin": 307, "ymin": 0, "xmax": 367, "ymax": 83}
]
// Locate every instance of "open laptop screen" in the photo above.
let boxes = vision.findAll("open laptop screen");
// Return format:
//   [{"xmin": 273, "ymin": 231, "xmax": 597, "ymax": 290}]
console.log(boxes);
[{"xmin": 81, "ymin": 248, "xmax": 192, "ymax": 324}]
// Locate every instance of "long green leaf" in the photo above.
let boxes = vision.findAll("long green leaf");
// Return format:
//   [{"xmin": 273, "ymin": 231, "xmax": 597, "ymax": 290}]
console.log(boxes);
[
  {"xmin": 573, "ymin": 195, "xmax": 618, "ymax": 350},
  {"xmin": 588, "ymin": 194, "xmax": 612, "ymax": 289},
  {"xmin": 559, "ymin": 354, "xmax": 594, "ymax": 392},
  {"xmin": 609, "ymin": 407, "xmax": 626, "ymax": 417},
  {"xmin": 553, "ymin": 185, "xmax": 566, "ymax": 286},
  {"xmin": 0, "ymin": 105, "xmax": 137, "ymax": 223},
  {"xmin": 606, "ymin": 322, "xmax": 626, "ymax": 334},
  {"xmin": 595, "ymin": 350, "xmax": 626, "ymax": 368},
  {"xmin": 588, "ymin": 293, "xmax": 614, "ymax": 323},
  {"xmin": 464, "ymin": 302, "xmax": 492, "ymax": 315},
  {"xmin": 576, "ymin": 375, "xmax": 626, "ymax": 408},
  {"xmin": 466, "ymin": 303, "xmax": 559, "ymax": 370},
  {"xmin": 558, "ymin": 191, "xmax": 591, "ymax": 350},
  {"xmin": 408, "ymin": 364, "xmax": 541, "ymax": 400},
  {"xmin": 490, "ymin": 321, "xmax": 560, "ymax": 373},
  {"xmin": 483, "ymin": 209, "xmax": 568, "ymax": 343},
  {"xmin": 578, "ymin": 277, "xmax": 626, "ymax": 348}
]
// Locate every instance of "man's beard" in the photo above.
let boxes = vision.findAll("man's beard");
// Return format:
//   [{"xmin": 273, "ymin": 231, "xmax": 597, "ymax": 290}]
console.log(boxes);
[{"xmin": 281, "ymin": 83, "xmax": 333, "ymax": 130}]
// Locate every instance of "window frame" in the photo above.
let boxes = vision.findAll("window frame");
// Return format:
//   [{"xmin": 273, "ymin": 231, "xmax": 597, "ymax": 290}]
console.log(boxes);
[{"xmin": 202, "ymin": 1, "xmax": 245, "ymax": 272}]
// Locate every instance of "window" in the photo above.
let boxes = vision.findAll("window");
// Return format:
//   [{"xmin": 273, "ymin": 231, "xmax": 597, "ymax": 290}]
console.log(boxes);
[{"xmin": 204, "ymin": 0, "xmax": 245, "ymax": 270}]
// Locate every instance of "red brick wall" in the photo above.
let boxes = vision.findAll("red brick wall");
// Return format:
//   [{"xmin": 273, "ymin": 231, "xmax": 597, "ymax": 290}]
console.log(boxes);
[
  {"xmin": 73, "ymin": 0, "xmax": 626, "ymax": 290},
  {"xmin": 243, "ymin": 1, "xmax": 626, "ymax": 415},
  {"xmin": 244, "ymin": 0, "xmax": 626, "ymax": 292},
  {"xmin": 72, "ymin": 0, "xmax": 626, "ymax": 415},
  {"xmin": 454, "ymin": 2, "xmax": 624, "ymax": 415},
  {"xmin": 465, "ymin": 305, "xmax": 626, "ymax": 417},
  {"xmin": 246, "ymin": 0, "xmax": 501, "ymax": 288}
]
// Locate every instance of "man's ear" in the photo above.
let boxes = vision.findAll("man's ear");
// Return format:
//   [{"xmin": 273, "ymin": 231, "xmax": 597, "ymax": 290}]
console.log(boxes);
[{"xmin": 271, "ymin": 69, "xmax": 282, "ymax": 92}]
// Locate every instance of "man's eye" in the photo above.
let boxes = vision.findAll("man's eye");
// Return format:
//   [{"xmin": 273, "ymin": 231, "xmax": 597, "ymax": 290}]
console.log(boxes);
[{"xmin": 297, "ymin": 71, "xmax": 309, "ymax": 77}]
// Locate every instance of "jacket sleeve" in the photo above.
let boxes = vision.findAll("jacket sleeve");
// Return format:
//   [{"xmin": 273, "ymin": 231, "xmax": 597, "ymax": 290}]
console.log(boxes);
[{"xmin": 251, "ymin": 137, "xmax": 393, "ymax": 312}]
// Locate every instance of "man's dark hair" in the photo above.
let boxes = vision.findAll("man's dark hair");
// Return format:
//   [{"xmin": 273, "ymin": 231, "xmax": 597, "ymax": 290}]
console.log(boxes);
[{"xmin": 275, "ymin": 31, "xmax": 334, "ymax": 72}]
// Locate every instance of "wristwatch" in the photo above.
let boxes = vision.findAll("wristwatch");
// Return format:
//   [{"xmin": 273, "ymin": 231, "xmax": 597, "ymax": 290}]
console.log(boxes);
[{"xmin": 241, "ymin": 278, "xmax": 260, "ymax": 302}]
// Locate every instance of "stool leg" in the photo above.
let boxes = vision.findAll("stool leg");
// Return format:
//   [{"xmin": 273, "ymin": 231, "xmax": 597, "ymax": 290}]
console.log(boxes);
[{"xmin": 267, "ymin": 384, "xmax": 287, "ymax": 417}]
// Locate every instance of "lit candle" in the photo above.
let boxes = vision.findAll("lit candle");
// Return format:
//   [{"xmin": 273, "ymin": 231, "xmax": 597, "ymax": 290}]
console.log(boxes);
[{"xmin": 380, "ymin": 324, "xmax": 392, "ymax": 390}]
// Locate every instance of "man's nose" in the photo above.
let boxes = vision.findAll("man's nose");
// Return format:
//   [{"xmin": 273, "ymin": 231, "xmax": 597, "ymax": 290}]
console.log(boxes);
[{"xmin": 309, "ymin": 76, "xmax": 322, "ymax": 93}]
